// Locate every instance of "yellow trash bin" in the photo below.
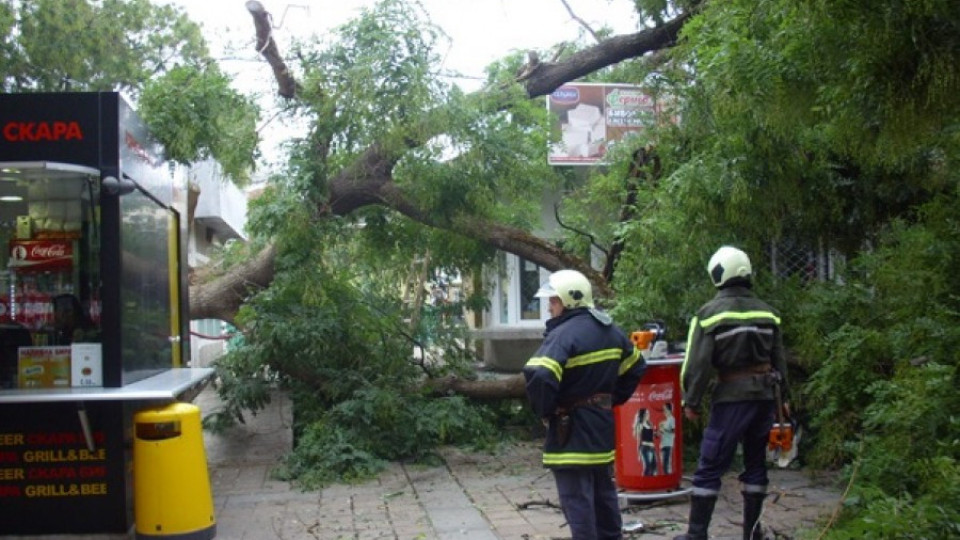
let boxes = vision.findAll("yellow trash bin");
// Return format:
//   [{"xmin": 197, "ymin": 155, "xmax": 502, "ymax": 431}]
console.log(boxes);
[{"xmin": 134, "ymin": 402, "xmax": 216, "ymax": 539}]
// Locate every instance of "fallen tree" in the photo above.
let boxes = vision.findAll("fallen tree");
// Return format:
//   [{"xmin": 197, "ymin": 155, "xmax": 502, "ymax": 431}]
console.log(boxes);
[
  {"xmin": 190, "ymin": 2, "xmax": 690, "ymax": 324},
  {"xmin": 192, "ymin": 2, "xmax": 692, "ymax": 402}
]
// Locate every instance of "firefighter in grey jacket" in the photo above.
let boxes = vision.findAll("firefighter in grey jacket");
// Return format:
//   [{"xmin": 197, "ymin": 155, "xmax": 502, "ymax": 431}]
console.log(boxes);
[
  {"xmin": 675, "ymin": 247, "xmax": 788, "ymax": 540},
  {"xmin": 524, "ymin": 269, "xmax": 645, "ymax": 540}
]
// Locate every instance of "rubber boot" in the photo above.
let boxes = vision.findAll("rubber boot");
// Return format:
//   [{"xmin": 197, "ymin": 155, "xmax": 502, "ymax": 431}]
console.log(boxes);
[
  {"xmin": 742, "ymin": 491, "xmax": 766, "ymax": 540},
  {"xmin": 673, "ymin": 494, "xmax": 717, "ymax": 540}
]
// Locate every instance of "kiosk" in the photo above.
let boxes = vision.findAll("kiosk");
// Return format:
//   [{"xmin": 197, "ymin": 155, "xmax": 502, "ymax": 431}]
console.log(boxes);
[{"xmin": 0, "ymin": 92, "xmax": 212, "ymax": 536}]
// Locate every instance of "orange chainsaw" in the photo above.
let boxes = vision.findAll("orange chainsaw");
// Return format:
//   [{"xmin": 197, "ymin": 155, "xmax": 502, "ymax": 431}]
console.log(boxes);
[{"xmin": 767, "ymin": 376, "xmax": 799, "ymax": 467}]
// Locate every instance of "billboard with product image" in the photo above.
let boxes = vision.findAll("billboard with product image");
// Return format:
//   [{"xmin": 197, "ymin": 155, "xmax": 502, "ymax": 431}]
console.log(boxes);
[{"xmin": 547, "ymin": 83, "xmax": 663, "ymax": 166}]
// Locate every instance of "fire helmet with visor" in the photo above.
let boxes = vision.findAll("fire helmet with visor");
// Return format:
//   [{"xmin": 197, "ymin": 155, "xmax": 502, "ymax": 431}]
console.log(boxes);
[
  {"xmin": 707, "ymin": 246, "xmax": 752, "ymax": 288},
  {"xmin": 534, "ymin": 269, "xmax": 595, "ymax": 309}
]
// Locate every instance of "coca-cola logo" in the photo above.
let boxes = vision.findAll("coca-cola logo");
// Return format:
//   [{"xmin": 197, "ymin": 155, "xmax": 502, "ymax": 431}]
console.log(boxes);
[
  {"xmin": 30, "ymin": 244, "xmax": 67, "ymax": 259},
  {"xmin": 648, "ymin": 389, "xmax": 673, "ymax": 401},
  {"xmin": 630, "ymin": 383, "xmax": 675, "ymax": 404},
  {"xmin": 10, "ymin": 241, "xmax": 72, "ymax": 262}
]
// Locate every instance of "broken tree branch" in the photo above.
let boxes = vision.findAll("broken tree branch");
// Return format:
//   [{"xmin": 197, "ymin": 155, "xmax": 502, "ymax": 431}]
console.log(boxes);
[{"xmin": 245, "ymin": 1, "xmax": 298, "ymax": 98}]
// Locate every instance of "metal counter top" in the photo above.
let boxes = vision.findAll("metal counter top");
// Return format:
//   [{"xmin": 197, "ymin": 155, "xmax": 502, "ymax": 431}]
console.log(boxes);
[{"xmin": 0, "ymin": 368, "xmax": 215, "ymax": 404}]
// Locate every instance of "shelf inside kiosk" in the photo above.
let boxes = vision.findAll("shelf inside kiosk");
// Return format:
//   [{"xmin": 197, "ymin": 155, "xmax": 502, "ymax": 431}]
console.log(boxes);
[{"xmin": 0, "ymin": 161, "xmax": 101, "ymax": 391}]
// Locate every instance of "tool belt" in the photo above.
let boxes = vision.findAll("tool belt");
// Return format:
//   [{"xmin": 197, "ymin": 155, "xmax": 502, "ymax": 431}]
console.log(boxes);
[
  {"xmin": 718, "ymin": 363, "xmax": 772, "ymax": 383},
  {"xmin": 554, "ymin": 393, "xmax": 612, "ymax": 447},
  {"xmin": 558, "ymin": 392, "xmax": 613, "ymax": 414}
]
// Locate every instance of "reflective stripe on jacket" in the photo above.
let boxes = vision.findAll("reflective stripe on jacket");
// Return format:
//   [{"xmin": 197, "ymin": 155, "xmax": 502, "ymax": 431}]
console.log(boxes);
[
  {"xmin": 523, "ymin": 308, "xmax": 645, "ymax": 468},
  {"xmin": 681, "ymin": 286, "xmax": 787, "ymax": 409}
]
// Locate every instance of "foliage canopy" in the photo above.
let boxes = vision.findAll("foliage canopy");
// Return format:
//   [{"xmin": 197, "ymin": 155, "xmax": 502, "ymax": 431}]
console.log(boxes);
[{"xmin": 0, "ymin": 0, "xmax": 260, "ymax": 183}]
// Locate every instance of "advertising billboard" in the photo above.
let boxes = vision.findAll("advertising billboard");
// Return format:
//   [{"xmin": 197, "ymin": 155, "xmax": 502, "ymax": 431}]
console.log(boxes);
[{"xmin": 547, "ymin": 83, "xmax": 660, "ymax": 166}]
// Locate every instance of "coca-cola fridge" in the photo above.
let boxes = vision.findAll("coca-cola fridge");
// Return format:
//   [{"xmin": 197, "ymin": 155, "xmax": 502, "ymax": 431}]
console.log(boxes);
[{"xmin": 5, "ymin": 239, "xmax": 80, "ymax": 336}]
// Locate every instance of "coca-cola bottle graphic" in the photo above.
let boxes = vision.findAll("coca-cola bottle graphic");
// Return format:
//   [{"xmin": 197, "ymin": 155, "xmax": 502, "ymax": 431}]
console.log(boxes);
[
  {"xmin": 0, "ymin": 271, "xmax": 9, "ymax": 324},
  {"xmin": 18, "ymin": 274, "xmax": 36, "ymax": 329},
  {"xmin": 8, "ymin": 240, "xmax": 77, "ymax": 333},
  {"xmin": 89, "ymin": 289, "xmax": 101, "ymax": 325}
]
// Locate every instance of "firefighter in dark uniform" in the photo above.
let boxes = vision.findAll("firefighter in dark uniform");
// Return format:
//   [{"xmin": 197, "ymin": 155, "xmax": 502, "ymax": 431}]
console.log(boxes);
[
  {"xmin": 523, "ymin": 269, "xmax": 646, "ymax": 540},
  {"xmin": 675, "ymin": 246, "xmax": 789, "ymax": 540}
]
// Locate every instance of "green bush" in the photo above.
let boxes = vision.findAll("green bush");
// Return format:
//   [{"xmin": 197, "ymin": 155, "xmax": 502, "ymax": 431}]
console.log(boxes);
[
  {"xmin": 781, "ymin": 197, "xmax": 960, "ymax": 536},
  {"xmin": 275, "ymin": 388, "xmax": 502, "ymax": 488}
]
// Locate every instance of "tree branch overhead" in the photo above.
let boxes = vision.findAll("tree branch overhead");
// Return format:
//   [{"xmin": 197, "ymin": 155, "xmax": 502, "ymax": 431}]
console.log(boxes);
[{"xmin": 245, "ymin": 1, "xmax": 298, "ymax": 98}]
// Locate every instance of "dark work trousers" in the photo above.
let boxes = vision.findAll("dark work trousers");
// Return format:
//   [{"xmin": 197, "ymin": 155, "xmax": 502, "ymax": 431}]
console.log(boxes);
[
  {"xmin": 553, "ymin": 465, "xmax": 622, "ymax": 540},
  {"xmin": 692, "ymin": 400, "xmax": 775, "ymax": 494}
]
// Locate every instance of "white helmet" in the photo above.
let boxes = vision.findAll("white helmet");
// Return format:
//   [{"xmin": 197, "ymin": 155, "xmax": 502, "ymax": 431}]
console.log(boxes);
[
  {"xmin": 534, "ymin": 269, "xmax": 594, "ymax": 309},
  {"xmin": 707, "ymin": 246, "xmax": 752, "ymax": 288}
]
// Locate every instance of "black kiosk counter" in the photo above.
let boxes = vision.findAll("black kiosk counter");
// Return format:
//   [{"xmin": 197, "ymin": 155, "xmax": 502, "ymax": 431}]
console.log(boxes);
[{"xmin": 0, "ymin": 92, "xmax": 212, "ymax": 536}]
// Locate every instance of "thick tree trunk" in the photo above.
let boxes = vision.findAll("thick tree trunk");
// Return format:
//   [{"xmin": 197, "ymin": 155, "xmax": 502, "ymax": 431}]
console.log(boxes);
[
  {"xmin": 188, "ymin": 243, "xmax": 276, "ymax": 325},
  {"xmin": 426, "ymin": 373, "xmax": 527, "ymax": 400}
]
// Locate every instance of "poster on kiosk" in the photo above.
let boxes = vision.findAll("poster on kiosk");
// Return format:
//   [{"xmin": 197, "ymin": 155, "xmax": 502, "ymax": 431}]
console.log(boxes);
[{"xmin": 0, "ymin": 92, "xmax": 194, "ymax": 536}]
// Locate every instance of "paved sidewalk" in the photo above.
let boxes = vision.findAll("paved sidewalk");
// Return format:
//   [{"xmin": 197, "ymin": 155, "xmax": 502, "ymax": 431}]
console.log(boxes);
[
  {"xmin": 198, "ymin": 387, "xmax": 843, "ymax": 540},
  {"xmin": 10, "ymin": 386, "xmax": 842, "ymax": 539}
]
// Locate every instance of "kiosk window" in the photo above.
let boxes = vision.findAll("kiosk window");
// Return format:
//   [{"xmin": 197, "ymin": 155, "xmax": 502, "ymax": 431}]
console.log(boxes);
[
  {"xmin": 0, "ymin": 162, "xmax": 101, "ymax": 389},
  {"xmin": 118, "ymin": 188, "xmax": 173, "ymax": 377}
]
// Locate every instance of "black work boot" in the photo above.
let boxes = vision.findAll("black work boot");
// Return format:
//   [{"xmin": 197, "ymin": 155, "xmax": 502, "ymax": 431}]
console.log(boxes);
[
  {"xmin": 742, "ymin": 491, "xmax": 766, "ymax": 540},
  {"xmin": 673, "ymin": 494, "xmax": 717, "ymax": 540}
]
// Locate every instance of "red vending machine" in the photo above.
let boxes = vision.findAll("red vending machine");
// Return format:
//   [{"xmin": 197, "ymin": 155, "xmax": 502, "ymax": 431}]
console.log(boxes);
[{"xmin": 614, "ymin": 327, "xmax": 690, "ymax": 501}]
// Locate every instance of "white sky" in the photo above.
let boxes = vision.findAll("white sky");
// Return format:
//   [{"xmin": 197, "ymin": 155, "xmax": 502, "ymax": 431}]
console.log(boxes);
[{"xmin": 166, "ymin": 0, "xmax": 640, "ymax": 174}]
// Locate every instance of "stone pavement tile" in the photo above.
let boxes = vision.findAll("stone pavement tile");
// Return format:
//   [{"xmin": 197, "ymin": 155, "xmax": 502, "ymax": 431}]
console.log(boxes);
[
  {"xmin": 215, "ymin": 504, "xmax": 284, "ymax": 539},
  {"xmin": 389, "ymin": 516, "xmax": 434, "ymax": 531},
  {"xmin": 394, "ymin": 531, "xmax": 439, "ymax": 540},
  {"xmin": 270, "ymin": 499, "xmax": 326, "ymax": 538},
  {"xmin": 495, "ymin": 525, "xmax": 542, "ymax": 539},
  {"xmin": 355, "ymin": 532, "xmax": 396, "ymax": 540},
  {"xmin": 484, "ymin": 511, "xmax": 530, "ymax": 528},
  {"xmin": 249, "ymin": 498, "xmax": 299, "ymax": 534},
  {"xmin": 211, "ymin": 464, "xmax": 242, "ymax": 493},
  {"xmin": 210, "ymin": 509, "xmax": 250, "ymax": 539},
  {"xmin": 426, "ymin": 509, "xmax": 498, "ymax": 539},
  {"xmin": 471, "ymin": 494, "xmax": 516, "ymax": 513},
  {"xmin": 387, "ymin": 505, "xmax": 432, "ymax": 527},
  {"xmin": 352, "ymin": 492, "xmax": 390, "ymax": 513},
  {"xmin": 230, "ymin": 463, "xmax": 272, "ymax": 491}
]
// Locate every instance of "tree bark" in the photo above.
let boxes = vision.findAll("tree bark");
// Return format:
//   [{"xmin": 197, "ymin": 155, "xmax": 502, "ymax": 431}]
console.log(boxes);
[
  {"xmin": 519, "ymin": 14, "xmax": 691, "ymax": 99},
  {"xmin": 244, "ymin": 1, "xmax": 298, "ymax": 98},
  {"xmin": 188, "ymin": 243, "xmax": 276, "ymax": 325},
  {"xmin": 426, "ymin": 374, "xmax": 527, "ymax": 400}
]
